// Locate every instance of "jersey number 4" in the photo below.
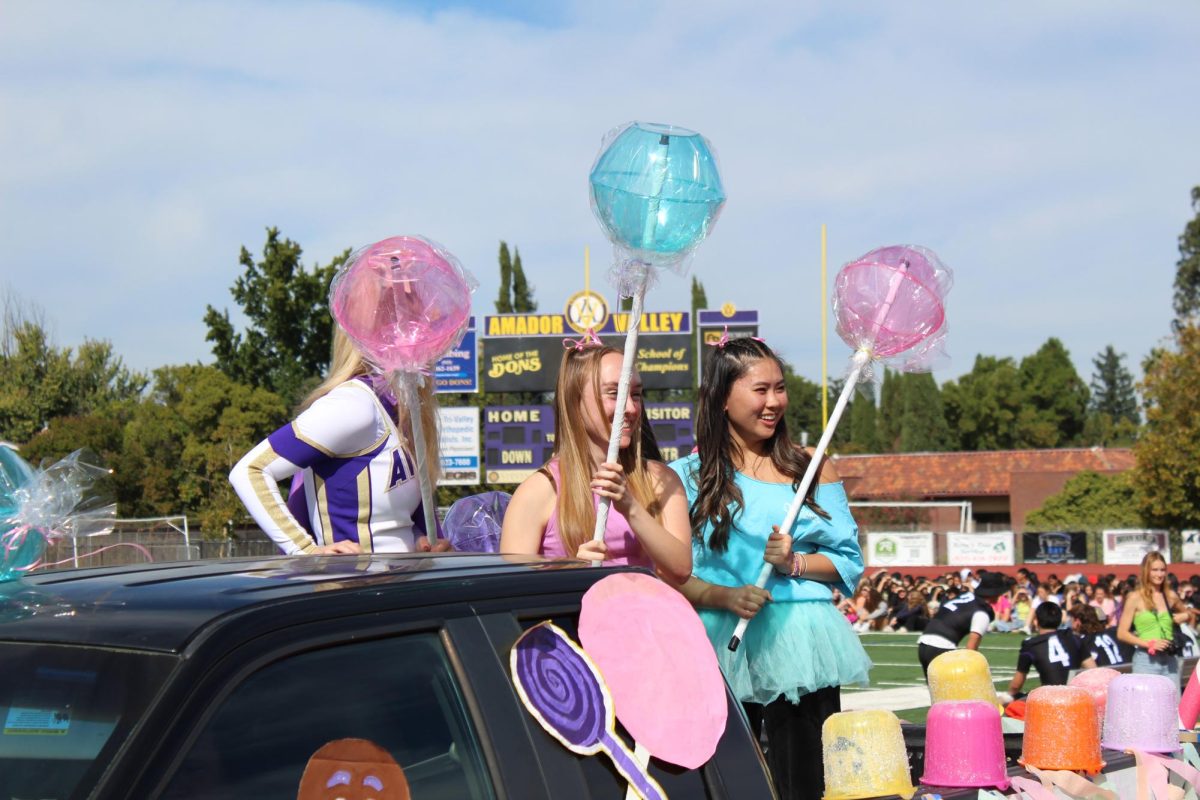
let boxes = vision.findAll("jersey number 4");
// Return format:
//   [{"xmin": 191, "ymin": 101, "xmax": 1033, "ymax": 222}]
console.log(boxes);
[{"xmin": 1047, "ymin": 636, "xmax": 1072, "ymax": 667}]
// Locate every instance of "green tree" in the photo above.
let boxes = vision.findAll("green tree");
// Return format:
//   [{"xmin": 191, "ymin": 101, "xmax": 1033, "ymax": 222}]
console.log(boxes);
[
  {"xmin": 119, "ymin": 365, "xmax": 288, "ymax": 534},
  {"xmin": 204, "ymin": 228, "xmax": 348, "ymax": 406},
  {"xmin": 942, "ymin": 355, "xmax": 1025, "ymax": 450},
  {"xmin": 510, "ymin": 247, "xmax": 537, "ymax": 312},
  {"xmin": 1173, "ymin": 186, "xmax": 1200, "ymax": 330},
  {"xmin": 898, "ymin": 372, "xmax": 953, "ymax": 452},
  {"xmin": 495, "ymin": 242, "xmax": 514, "ymax": 313},
  {"xmin": 877, "ymin": 369, "xmax": 903, "ymax": 451},
  {"xmin": 1083, "ymin": 345, "xmax": 1140, "ymax": 446},
  {"xmin": 690, "ymin": 276, "xmax": 709, "ymax": 318},
  {"xmin": 846, "ymin": 389, "xmax": 881, "ymax": 454},
  {"xmin": 1134, "ymin": 324, "xmax": 1200, "ymax": 529},
  {"xmin": 1025, "ymin": 470, "xmax": 1143, "ymax": 531},
  {"xmin": 780, "ymin": 363, "xmax": 823, "ymax": 447},
  {"xmin": 1014, "ymin": 338, "xmax": 1090, "ymax": 448},
  {"xmin": 0, "ymin": 321, "xmax": 145, "ymax": 444}
]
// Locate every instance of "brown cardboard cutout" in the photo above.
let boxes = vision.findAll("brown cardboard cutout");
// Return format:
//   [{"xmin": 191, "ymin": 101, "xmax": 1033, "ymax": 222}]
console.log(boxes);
[{"xmin": 297, "ymin": 738, "xmax": 410, "ymax": 800}]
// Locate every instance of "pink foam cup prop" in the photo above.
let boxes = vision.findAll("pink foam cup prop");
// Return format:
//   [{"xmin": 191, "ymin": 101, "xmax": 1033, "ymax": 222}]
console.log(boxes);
[
  {"xmin": 329, "ymin": 236, "xmax": 473, "ymax": 374},
  {"xmin": 1069, "ymin": 667, "xmax": 1122, "ymax": 731},
  {"xmin": 729, "ymin": 246, "xmax": 952, "ymax": 652},
  {"xmin": 1020, "ymin": 685, "xmax": 1105, "ymax": 774},
  {"xmin": 1101, "ymin": 673, "xmax": 1181, "ymax": 753},
  {"xmin": 1181, "ymin": 665, "xmax": 1200, "ymax": 730},
  {"xmin": 329, "ymin": 235, "xmax": 474, "ymax": 543},
  {"xmin": 579, "ymin": 572, "xmax": 727, "ymax": 773},
  {"xmin": 920, "ymin": 700, "xmax": 1010, "ymax": 790}
]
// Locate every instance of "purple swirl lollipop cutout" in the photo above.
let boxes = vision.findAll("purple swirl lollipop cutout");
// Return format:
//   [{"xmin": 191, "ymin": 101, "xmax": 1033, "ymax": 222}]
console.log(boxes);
[{"xmin": 512, "ymin": 622, "xmax": 666, "ymax": 800}]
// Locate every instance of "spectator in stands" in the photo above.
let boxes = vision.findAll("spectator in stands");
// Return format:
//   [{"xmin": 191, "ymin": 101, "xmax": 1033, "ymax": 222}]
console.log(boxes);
[
  {"xmin": 889, "ymin": 589, "xmax": 930, "ymax": 632},
  {"xmin": 1007, "ymin": 602, "xmax": 1093, "ymax": 697},
  {"xmin": 916, "ymin": 572, "xmax": 1006, "ymax": 677},
  {"xmin": 1117, "ymin": 551, "xmax": 1192, "ymax": 689},
  {"xmin": 1077, "ymin": 604, "xmax": 1132, "ymax": 666},
  {"xmin": 989, "ymin": 584, "xmax": 1019, "ymax": 632},
  {"xmin": 847, "ymin": 581, "xmax": 889, "ymax": 632},
  {"xmin": 1011, "ymin": 588, "xmax": 1032, "ymax": 632},
  {"xmin": 1090, "ymin": 585, "xmax": 1116, "ymax": 621}
]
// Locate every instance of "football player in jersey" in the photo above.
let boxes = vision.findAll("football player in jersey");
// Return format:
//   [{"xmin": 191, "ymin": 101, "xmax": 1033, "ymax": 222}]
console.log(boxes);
[
  {"xmin": 917, "ymin": 571, "xmax": 1006, "ymax": 676},
  {"xmin": 1076, "ymin": 604, "xmax": 1133, "ymax": 666},
  {"xmin": 1007, "ymin": 601, "xmax": 1095, "ymax": 696}
]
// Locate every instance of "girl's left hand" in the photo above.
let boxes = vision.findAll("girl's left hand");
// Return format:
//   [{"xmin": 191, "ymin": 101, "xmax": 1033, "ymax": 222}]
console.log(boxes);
[
  {"xmin": 765, "ymin": 525, "xmax": 794, "ymax": 573},
  {"xmin": 591, "ymin": 461, "xmax": 632, "ymax": 515}
]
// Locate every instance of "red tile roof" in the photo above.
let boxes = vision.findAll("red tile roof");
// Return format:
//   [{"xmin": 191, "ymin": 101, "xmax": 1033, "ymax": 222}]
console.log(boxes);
[{"xmin": 832, "ymin": 448, "xmax": 1135, "ymax": 499}]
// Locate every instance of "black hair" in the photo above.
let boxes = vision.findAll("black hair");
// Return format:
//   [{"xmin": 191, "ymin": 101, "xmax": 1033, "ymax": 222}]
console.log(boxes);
[{"xmin": 1036, "ymin": 601, "xmax": 1063, "ymax": 630}]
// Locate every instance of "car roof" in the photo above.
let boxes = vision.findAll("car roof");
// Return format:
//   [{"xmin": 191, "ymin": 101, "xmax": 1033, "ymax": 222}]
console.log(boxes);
[{"xmin": 0, "ymin": 553, "xmax": 615, "ymax": 654}]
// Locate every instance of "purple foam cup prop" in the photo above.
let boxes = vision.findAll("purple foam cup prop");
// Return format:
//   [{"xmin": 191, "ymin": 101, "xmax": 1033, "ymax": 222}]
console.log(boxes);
[
  {"xmin": 1102, "ymin": 673, "xmax": 1181, "ymax": 754},
  {"xmin": 511, "ymin": 622, "xmax": 667, "ymax": 800},
  {"xmin": 329, "ymin": 235, "xmax": 474, "ymax": 543},
  {"xmin": 921, "ymin": 700, "xmax": 1010, "ymax": 790},
  {"xmin": 728, "ymin": 244, "xmax": 953, "ymax": 652}
]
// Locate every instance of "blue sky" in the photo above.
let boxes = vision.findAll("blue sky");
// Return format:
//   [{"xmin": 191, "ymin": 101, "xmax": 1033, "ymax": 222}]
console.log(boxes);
[{"xmin": 2, "ymin": 0, "xmax": 1199, "ymax": 388}]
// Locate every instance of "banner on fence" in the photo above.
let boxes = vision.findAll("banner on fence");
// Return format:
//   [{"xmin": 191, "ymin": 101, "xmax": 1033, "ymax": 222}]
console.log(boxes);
[
  {"xmin": 1021, "ymin": 531, "xmax": 1088, "ymax": 564},
  {"xmin": 1184, "ymin": 531, "xmax": 1200, "ymax": 563},
  {"xmin": 946, "ymin": 531, "xmax": 1015, "ymax": 566},
  {"xmin": 866, "ymin": 532, "xmax": 935, "ymax": 567},
  {"xmin": 437, "ymin": 406, "xmax": 480, "ymax": 485},
  {"xmin": 1102, "ymin": 529, "xmax": 1171, "ymax": 565}
]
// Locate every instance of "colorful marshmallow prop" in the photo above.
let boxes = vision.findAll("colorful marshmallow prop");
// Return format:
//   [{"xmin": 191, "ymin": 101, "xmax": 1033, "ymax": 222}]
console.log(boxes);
[
  {"xmin": 0, "ymin": 449, "xmax": 120, "ymax": 582},
  {"xmin": 580, "ymin": 572, "xmax": 727, "ymax": 798},
  {"xmin": 587, "ymin": 122, "xmax": 725, "ymax": 559},
  {"xmin": 728, "ymin": 244, "xmax": 952, "ymax": 651},
  {"xmin": 329, "ymin": 236, "xmax": 476, "ymax": 544},
  {"xmin": 511, "ymin": 621, "xmax": 666, "ymax": 800}
]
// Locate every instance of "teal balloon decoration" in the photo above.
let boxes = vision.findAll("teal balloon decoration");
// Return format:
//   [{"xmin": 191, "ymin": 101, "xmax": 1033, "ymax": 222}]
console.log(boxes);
[
  {"xmin": 0, "ymin": 447, "xmax": 40, "ymax": 582},
  {"xmin": 588, "ymin": 122, "xmax": 725, "ymax": 287}
]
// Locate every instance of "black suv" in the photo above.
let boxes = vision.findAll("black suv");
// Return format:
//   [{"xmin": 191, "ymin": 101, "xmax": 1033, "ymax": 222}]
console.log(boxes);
[{"xmin": 0, "ymin": 554, "xmax": 775, "ymax": 799}]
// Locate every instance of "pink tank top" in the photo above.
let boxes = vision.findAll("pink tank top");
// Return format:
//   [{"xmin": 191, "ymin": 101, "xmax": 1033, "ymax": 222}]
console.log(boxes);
[{"xmin": 539, "ymin": 460, "xmax": 652, "ymax": 569}]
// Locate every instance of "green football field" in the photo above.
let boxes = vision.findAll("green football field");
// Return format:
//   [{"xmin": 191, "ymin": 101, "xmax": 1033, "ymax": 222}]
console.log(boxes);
[{"xmin": 848, "ymin": 632, "xmax": 1035, "ymax": 724}]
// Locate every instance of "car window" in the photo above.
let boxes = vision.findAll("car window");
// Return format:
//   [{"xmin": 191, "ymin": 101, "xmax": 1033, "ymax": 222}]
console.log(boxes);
[
  {"xmin": 0, "ymin": 642, "xmax": 174, "ymax": 800},
  {"xmin": 517, "ymin": 615, "xmax": 712, "ymax": 799},
  {"xmin": 161, "ymin": 632, "xmax": 495, "ymax": 799}
]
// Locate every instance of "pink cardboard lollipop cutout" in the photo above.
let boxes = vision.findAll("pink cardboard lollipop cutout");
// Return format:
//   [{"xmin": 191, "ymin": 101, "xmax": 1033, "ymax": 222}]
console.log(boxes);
[
  {"xmin": 329, "ymin": 236, "xmax": 475, "ymax": 542},
  {"xmin": 579, "ymin": 572, "xmax": 727, "ymax": 777},
  {"xmin": 728, "ymin": 244, "xmax": 952, "ymax": 651}
]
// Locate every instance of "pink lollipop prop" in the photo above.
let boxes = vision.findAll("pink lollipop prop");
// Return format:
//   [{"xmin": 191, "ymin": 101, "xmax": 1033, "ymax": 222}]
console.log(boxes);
[
  {"xmin": 728, "ymin": 244, "xmax": 952, "ymax": 651},
  {"xmin": 329, "ymin": 236, "xmax": 475, "ymax": 543},
  {"xmin": 579, "ymin": 572, "xmax": 727, "ymax": 795}
]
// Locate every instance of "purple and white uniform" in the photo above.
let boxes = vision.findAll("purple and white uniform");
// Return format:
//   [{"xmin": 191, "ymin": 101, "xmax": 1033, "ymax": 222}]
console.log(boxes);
[{"xmin": 230, "ymin": 378, "xmax": 429, "ymax": 554}]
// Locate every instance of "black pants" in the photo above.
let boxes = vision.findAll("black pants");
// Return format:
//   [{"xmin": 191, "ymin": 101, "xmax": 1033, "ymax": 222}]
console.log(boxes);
[
  {"xmin": 743, "ymin": 685, "xmax": 840, "ymax": 800},
  {"xmin": 918, "ymin": 642, "xmax": 952, "ymax": 677}
]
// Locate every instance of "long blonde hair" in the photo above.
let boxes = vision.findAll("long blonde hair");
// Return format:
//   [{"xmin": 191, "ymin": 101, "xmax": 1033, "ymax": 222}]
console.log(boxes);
[
  {"xmin": 544, "ymin": 345, "xmax": 660, "ymax": 558},
  {"xmin": 1137, "ymin": 550, "xmax": 1181, "ymax": 613},
  {"xmin": 301, "ymin": 328, "xmax": 441, "ymax": 487}
]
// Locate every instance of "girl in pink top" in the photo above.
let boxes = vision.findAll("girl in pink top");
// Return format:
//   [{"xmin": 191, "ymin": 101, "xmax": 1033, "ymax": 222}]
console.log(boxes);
[{"xmin": 499, "ymin": 333, "xmax": 691, "ymax": 585}]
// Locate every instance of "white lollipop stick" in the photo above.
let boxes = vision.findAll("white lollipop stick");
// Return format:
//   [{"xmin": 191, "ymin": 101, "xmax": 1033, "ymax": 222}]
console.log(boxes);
[
  {"xmin": 727, "ymin": 260, "xmax": 910, "ymax": 651},
  {"xmin": 397, "ymin": 372, "xmax": 439, "ymax": 545},
  {"xmin": 591, "ymin": 133, "xmax": 670, "ymax": 565}
]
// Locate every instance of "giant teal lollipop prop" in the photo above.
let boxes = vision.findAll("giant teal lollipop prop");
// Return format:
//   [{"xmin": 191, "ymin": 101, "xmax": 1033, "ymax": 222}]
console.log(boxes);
[{"xmin": 588, "ymin": 122, "xmax": 725, "ymax": 556}]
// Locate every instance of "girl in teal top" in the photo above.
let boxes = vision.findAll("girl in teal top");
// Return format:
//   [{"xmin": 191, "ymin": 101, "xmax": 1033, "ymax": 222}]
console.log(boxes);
[
  {"xmin": 671, "ymin": 336, "xmax": 870, "ymax": 800},
  {"xmin": 1117, "ymin": 550, "xmax": 1192, "ymax": 688}
]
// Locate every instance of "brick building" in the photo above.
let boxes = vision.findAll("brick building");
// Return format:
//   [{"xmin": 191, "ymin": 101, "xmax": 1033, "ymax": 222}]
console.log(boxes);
[{"xmin": 832, "ymin": 448, "xmax": 1135, "ymax": 534}]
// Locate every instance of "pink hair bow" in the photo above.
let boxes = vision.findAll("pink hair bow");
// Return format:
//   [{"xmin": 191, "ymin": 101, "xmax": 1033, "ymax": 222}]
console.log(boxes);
[
  {"xmin": 563, "ymin": 328, "xmax": 603, "ymax": 351},
  {"xmin": 706, "ymin": 325, "xmax": 765, "ymax": 349}
]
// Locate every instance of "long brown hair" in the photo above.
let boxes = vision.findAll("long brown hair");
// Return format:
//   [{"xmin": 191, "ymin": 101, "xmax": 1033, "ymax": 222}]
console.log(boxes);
[
  {"xmin": 688, "ymin": 337, "xmax": 825, "ymax": 552},
  {"xmin": 543, "ymin": 345, "xmax": 660, "ymax": 558},
  {"xmin": 301, "ymin": 327, "xmax": 441, "ymax": 487}
]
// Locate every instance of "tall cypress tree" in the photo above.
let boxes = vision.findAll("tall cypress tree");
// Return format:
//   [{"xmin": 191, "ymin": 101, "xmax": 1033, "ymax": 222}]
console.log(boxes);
[
  {"xmin": 1173, "ymin": 186, "xmax": 1200, "ymax": 331},
  {"xmin": 848, "ymin": 389, "xmax": 881, "ymax": 453},
  {"xmin": 495, "ymin": 242, "xmax": 513, "ymax": 313},
  {"xmin": 1089, "ymin": 346, "xmax": 1138, "ymax": 424},
  {"xmin": 511, "ymin": 247, "xmax": 538, "ymax": 312},
  {"xmin": 691, "ymin": 276, "xmax": 709, "ymax": 317},
  {"xmin": 898, "ymin": 372, "xmax": 953, "ymax": 452},
  {"xmin": 877, "ymin": 369, "xmax": 903, "ymax": 452}
]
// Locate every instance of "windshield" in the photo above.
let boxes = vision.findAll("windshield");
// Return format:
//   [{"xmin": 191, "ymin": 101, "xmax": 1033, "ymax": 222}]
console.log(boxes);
[{"xmin": 0, "ymin": 642, "xmax": 175, "ymax": 799}]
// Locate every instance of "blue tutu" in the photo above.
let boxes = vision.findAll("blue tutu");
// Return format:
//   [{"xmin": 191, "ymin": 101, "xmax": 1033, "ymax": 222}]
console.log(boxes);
[{"xmin": 700, "ymin": 600, "xmax": 872, "ymax": 705}]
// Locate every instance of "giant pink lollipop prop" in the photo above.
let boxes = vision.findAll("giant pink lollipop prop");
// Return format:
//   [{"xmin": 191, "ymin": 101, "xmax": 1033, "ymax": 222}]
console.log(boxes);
[
  {"xmin": 329, "ymin": 236, "xmax": 475, "ymax": 544},
  {"xmin": 579, "ymin": 572, "xmax": 727, "ymax": 797},
  {"xmin": 728, "ymin": 244, "xmax": 952, "ymax": 651}
]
